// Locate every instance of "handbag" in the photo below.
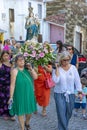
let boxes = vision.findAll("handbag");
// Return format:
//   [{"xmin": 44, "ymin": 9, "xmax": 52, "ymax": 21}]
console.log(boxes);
[
  {"xmin": 43, "ymin": 69, "xmax": 55, "ymax": 88},
  {"xmin": 45, "ymin": 77, "xmax": 55, "ymax": 89}
]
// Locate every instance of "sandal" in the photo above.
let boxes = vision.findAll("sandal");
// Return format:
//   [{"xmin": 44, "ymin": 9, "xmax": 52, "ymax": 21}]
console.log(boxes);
[
  {"xmin": 10, "ymin": 116, "xmax": 16, "ymax": 121},
  {"xmin": 42, "ymin": 110, "xmax": 47, "ymax": 116},
  {"xmin": 25, "ymin": 123, "xmax": 31, "ymax": 130}
]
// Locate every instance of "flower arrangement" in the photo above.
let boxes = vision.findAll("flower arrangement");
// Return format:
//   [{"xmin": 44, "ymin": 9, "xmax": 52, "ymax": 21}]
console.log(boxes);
[{"xmin": 21, "ymin": 41, "xmax": 56, "ymax": 67}]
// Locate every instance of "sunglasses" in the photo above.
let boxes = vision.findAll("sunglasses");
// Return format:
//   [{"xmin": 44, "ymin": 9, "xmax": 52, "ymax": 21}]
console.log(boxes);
[
  {"xmin": 63, "ymin": 59, "xmax": 70, "ymax": 62},
  {"xmin": 67, "ymin": 48, "xmax": 72, "ymax": 50}
]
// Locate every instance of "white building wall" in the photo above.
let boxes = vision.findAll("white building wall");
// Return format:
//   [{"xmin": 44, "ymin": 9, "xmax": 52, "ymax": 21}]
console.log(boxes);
[
  {"xmin": 0, "ymin": 0, "xmax": 49, "ymax": 42},
  {"xmin": 42, "ymin": 22, "xmax": 50, "ymax": 42},
  {"xmin": 14, "ymin": 0, "xmax": 28, "ymax": 40},
  {"xmin": 0, "ymin": 0, "xmax": 8, "ymax": 35},
  {"xmin": 42, "ymin": 1, "xmax": 50, "ymax": 42},
  {"xmin": 0, "ymin": 0, "xmax": 29, "ymax": 40}
]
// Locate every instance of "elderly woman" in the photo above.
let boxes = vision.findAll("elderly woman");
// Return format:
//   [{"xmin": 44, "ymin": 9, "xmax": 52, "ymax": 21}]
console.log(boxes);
[
  {"xmin": 52, "ymin": 51, "xmax": 82, "ymax": 130},
  {"xmin": 8, "ymin": 54, "xmax": 37, "ymax": 130}
]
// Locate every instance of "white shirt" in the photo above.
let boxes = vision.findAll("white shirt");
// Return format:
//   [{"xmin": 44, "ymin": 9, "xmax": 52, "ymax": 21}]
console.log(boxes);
[{"xmin": 52, "ymin": 65, "xmax": 82, "ymax": 94}]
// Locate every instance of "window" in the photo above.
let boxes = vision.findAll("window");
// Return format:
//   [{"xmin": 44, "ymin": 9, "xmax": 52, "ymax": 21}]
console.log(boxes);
[
  {"xmin": 28, "ymin": 2, "xmax": 31, "ymax": 8},
  {"xmin": 9, "ymin": 9, "xmax": 14, "ymax": 22},
  {"xmin": 38, "ymin": 4, "xmax": 42, "ymax": 19}
]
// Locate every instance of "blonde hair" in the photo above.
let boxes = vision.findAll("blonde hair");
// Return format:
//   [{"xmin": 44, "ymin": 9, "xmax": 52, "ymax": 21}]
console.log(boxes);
[{"xmin": 59, "ymin": 51, "xmax": 71, "ymax": 65}]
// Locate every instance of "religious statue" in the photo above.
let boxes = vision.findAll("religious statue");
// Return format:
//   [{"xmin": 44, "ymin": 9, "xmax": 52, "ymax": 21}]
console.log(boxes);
[{"xmin": 25, "ymin": 7, "xmax": 40, "ymax": 41}]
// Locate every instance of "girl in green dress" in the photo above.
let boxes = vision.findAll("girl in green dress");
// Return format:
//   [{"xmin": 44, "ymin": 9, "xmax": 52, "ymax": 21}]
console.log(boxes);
[{"xmin": 8, "ymin": 54, "xmax": 37, "ymax": 130}]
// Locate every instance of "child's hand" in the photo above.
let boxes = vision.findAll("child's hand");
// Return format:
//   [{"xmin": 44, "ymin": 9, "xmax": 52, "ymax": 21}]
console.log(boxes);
[{"xmin": 78, "ymin": 94, "xmax": 83, "ymax": 101}]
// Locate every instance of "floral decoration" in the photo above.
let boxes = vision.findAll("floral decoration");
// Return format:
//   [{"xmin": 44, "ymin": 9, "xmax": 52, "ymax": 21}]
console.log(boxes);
[{"xmin": 21, "ymin": 41, "xmax": 56, "ymax": 67}]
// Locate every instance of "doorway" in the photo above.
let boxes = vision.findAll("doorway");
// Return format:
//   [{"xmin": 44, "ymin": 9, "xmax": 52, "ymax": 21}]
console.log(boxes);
[
  {"xmin": 9, "ymin": 8, "xmax": 14, "ymax": 37},
  {"xmin": 75, "ymin": 32, "xmax": 82, "ymax": 53}
]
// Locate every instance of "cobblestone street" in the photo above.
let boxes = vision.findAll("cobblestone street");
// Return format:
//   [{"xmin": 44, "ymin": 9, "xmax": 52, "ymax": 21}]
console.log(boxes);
[
  {"xmin": 0, "ymin": 91, "xmax": 87, "ymax": 130},
  {"xmin": 0, "ymin": 0, "xmax": 87, "ymax": 130}
]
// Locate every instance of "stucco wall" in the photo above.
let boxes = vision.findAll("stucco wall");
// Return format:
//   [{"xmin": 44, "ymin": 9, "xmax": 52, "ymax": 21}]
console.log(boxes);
[
  {"xmin": 0, "ymin": 0, "xmax": 47, "ymax": 41},
  {"xmin": 0, "ymin": 0, "xmax": 28, "ymax": 40}
]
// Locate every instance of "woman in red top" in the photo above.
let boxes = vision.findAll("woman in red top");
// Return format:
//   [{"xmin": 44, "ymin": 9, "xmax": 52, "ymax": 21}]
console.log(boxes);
[{"xmin": 34, "ymin": 65, "xmax": 52, "ymax": 116}]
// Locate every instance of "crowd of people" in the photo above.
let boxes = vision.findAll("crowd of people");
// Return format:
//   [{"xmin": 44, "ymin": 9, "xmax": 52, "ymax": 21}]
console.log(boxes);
[{"xmin": 0, "ymin": 39, "xmax": 87, "ymax": 130}]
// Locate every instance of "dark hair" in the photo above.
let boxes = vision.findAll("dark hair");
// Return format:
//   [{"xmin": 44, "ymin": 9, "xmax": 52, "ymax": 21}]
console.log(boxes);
[
  {"xmin": 15, "ymin": 54, "xmax": 24, "ymax": 63},
  {"xmin": 0, "ymin": 50, "xmax": 10, "ymax": 62},
  {"xmin": 67, "ymin": 45, "xmax": 74, "ymax": 53},
  {"xmin": 56, "ymin": 40, "xmax": 63, "ymax": 53},
  {"xmin": 4, "ymin": 40, "xmax": 7, "ymax": 45}
]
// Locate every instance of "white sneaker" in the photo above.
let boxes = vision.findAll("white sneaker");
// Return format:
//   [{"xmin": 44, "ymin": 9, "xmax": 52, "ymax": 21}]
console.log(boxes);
[{"xmin": 82, "ymin": 114, "xmax": 87, "ymax": 120}]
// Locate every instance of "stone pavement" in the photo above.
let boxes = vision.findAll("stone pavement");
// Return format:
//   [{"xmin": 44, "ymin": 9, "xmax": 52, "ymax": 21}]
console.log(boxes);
[{"xmin": 0, "ymin": 91, "xmax": 87, "ymax": 130}]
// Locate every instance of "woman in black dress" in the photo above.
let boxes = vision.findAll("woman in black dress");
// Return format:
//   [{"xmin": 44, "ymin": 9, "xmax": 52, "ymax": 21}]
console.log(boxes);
[{"xmin": 0, "ymin": 51, "xmax": 15, "ymax": 120}]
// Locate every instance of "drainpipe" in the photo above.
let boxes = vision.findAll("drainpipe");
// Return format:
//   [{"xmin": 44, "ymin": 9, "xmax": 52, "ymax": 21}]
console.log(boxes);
[
  {"xmin": 64, "ymin": 23, "xmax": 66, "ymax": 44},
  {"xmin": 42, "ymin": 0, "xmax": 46, "ymax": 42}
]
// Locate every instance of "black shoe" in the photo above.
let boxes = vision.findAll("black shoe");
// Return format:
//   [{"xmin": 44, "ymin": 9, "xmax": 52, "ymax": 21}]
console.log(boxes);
[{"xmin": 25, "ymin": 123, "xmax": 31, "ymax": 130}]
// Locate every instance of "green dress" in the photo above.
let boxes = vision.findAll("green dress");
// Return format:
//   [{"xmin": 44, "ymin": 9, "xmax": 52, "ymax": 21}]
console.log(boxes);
[{"xmin": 9, "ymin": 69, "xmax": 37, "ymax": 116}]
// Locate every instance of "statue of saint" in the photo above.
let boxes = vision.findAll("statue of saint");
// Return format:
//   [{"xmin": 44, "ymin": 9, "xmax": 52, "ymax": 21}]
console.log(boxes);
[{"xmin": 25, "ymin": 7, "xmax": 40, "ymax": 41}]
